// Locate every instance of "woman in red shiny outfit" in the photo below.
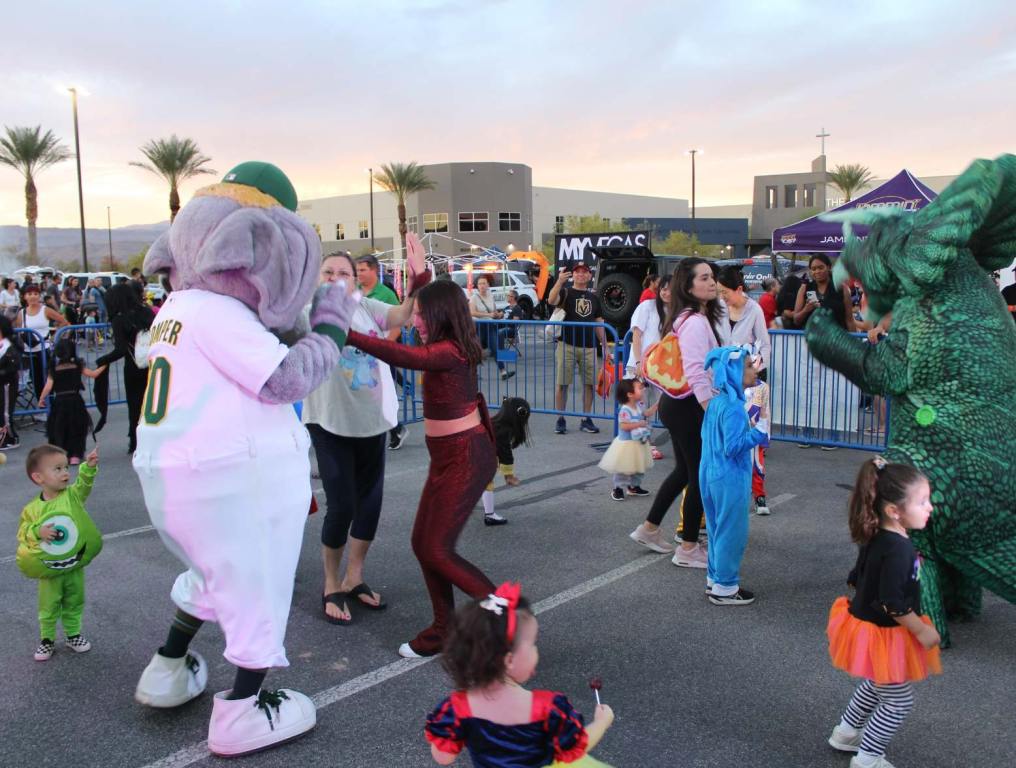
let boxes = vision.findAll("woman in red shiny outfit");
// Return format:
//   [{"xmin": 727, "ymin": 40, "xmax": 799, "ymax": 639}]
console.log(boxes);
[{"xmin": 347, "ymin": 277, "xmax": 497, "ymax": 658}]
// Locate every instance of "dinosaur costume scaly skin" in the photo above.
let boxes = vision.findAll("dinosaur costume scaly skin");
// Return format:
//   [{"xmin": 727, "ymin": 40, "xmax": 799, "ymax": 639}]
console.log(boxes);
[{"xmin": 805, "ymin": 154, "xmax": 1016, "ymax": 647}]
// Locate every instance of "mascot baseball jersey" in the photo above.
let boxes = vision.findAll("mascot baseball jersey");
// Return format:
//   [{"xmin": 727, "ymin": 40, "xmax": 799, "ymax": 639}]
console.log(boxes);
[{"xmin": 134, "ymin": 288, "xmax": 312, "ymax": 669}]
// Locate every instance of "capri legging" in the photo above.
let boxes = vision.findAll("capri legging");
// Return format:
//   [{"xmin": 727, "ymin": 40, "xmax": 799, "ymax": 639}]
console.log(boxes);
[
  {"xmin": 646, "ymin": 394, "xmax": 704, "ymax": 542},
  {"xmin": 409, "ymin": 423, "xmax": 497, "ymax": 655},
  {"xmin": 308, "ymin": 425, "xmax": 386, "ymax": 548}
]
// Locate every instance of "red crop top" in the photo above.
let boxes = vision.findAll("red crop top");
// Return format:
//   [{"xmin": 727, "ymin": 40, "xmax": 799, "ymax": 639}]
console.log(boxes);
[{"xmin": 346, "ymin": 331, "xmax": 478, "ymax": 420}]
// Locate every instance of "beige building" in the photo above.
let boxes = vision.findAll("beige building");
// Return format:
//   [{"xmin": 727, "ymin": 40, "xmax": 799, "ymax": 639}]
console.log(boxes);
[{"xmin": 297, "ymin": 162, "xmax": 689, "ymax": 260}]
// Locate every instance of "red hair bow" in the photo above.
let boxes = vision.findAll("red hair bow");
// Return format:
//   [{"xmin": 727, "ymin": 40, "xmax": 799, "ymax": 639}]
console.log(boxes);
[{"xmin": 481, "ymin": 581, "xmax": 523, "ymax": 643}]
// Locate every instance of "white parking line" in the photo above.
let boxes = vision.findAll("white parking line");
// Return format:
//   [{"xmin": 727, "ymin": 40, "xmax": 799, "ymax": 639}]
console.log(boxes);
[
  {"xmin": 766, "ymin": 493, "xmax": 796, "ymax": 509},
  {"xmin": 138, "ymin": 552, "xmax": 668, "ymax": 768}
]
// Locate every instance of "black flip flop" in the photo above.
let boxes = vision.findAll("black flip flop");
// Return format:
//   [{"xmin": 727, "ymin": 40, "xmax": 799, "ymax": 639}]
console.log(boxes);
[
  {"xmin": 347, "ymin": 582, "xmax": 387, "ymax": 611},
  {"xmin": 321, "ymin": 592, "xmax": 352, "ymax": 625}
]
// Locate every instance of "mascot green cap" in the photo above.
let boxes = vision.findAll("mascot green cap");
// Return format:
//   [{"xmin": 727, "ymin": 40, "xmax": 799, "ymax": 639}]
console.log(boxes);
[{"xmin": 221, "ymin": 161, "xmax": 298, "ymax": 212}]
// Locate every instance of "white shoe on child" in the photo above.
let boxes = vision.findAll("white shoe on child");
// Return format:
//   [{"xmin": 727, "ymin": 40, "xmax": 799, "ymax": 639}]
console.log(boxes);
[
  {"xmin": 135, "ymin": 650, "xmax": 208, "ymax": 708},
  {"xmin": 208, "ymin": 689, "xmax": 316, "ymax": 756},
  {"xmin": 828, "ymin": 723, "xmax": 863, "ymax": 752},
  {"xmin": 850, "ymin": 755, "xmax": 895, "ymax": 768}
]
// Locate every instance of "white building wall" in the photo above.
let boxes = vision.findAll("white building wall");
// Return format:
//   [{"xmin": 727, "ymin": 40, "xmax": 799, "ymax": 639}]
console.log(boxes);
[
  {"xmin": 297, "ymin": 191, "xmax": 400, "ymax": 246},
  {"xmin": 532, "ymin": 187, "xmax": 689, "ymax": 244}
]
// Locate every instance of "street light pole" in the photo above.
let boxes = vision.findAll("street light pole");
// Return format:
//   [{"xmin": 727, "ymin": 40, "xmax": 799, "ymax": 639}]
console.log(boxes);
[
  {"xmin": 69, "ymin": 87, "xmax": 88, "ymax": 272},
  {"xmin": 368, "ymin": 167, "xmax": 375, "ymax": 251},
  {"xmin": 107, "ymin": 206, "xmax": 114, "ymax": 269}
]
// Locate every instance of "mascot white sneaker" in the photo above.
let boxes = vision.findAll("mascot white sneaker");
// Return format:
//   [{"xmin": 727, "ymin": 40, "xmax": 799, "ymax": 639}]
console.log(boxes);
[{"xmin": 131, "ymin": 161, "xmax": 357, "ymax": 756}]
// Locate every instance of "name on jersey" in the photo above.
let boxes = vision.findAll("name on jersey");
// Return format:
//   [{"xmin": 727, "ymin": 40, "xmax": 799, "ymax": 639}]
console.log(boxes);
[{"xmin": 149, "ymin": 318, "xmax": 184, "ymax": 347}]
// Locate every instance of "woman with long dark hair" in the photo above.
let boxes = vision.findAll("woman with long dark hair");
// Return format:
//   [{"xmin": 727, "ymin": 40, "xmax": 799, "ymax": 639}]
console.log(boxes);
[
  {"xmin": 347, "ymin": 278, "xmax": 497, "ymax": 658},
  {"xmin": 630, "ymin": 258, "xmax": 729, "ymax": 566},
  {"xmin": 96, "ymin": 282, "xmax": 154, "ymax": 453},
  {"xmin": 0, "ymin": 314, "xmax": 23, "ymax": 450},
  {"xmin": 793, "ymin": 254, "xmax": 855, "ymax": 331}
]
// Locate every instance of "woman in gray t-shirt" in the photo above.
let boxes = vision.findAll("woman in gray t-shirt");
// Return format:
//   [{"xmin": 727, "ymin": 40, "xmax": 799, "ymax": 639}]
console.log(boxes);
[{"xmin": 302, "ymin": 252, "xmax": 415, "ymax": 624}]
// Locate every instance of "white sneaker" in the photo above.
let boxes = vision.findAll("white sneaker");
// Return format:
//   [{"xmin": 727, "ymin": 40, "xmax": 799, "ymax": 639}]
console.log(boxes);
[
  {"xmin": 629, "ymin": 524, "xmax": 675, "ymax": 554},
  {"xmin": 671, "ymin": 544, "xmax": 708, "ymax": 569},
  {"xmin": 135, "ymin": 651, "xmax": 208, "ymax": 708},
  {"xmin": 399, "ymin": 642, "xmax": 424, "ymax": 658},
  {"xmin": 850, "ymin": 755, "xmax": 895, "ymax": 768},
  {"xmin": 829, "ymin": 723, "xmax": 863, "ymax": 752},
  {"xmin": 208, "ymin": 688, "xmax": 316, "ymax": 757}
]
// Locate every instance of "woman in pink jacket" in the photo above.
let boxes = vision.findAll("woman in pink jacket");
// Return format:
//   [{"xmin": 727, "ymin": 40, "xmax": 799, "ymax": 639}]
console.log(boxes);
[{"xmin": 629, "ymin": 258, "xmax": 730, "ymax": 566}]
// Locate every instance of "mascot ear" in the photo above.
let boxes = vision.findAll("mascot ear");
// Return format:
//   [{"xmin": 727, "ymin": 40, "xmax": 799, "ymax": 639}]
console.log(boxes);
[
  {"xmin": 143, "ymin": 231, "xmax": 176, "ymax": 277},
  {"xmin": 195, "ymin": 206, "xmax": 321, "ymax": 330}
]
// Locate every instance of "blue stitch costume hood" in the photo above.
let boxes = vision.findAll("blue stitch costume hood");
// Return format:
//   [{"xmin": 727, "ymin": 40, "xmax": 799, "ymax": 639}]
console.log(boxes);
[{"xmin": 705, "ymin": 346, "xmax": 749, "ymax": 403}]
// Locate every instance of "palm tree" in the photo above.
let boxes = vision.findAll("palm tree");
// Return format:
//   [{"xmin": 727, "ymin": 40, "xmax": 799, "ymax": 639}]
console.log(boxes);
[
  {"xmin": 829, "ymin": 163, "xmax": 874, "ymax": 203},
  {"xmin": 131, "ymin": 135, "xmax": 215, "ymax": 222},
  {"xmin": 0, "ymin": 126, "xmax": 72, "ymax": 261},
  {"xmin": 373, "ymin": 162, "xmax": 435, "ymax": 255}
]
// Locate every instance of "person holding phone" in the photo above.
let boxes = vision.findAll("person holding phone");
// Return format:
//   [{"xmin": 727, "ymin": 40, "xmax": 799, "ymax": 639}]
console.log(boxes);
[{"xmin": 793, "ymin": 254, "xmax": 855, "ymax": 331}]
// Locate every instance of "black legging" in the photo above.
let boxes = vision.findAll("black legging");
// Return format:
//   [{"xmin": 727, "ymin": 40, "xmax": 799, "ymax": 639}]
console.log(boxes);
[
  {"xmin": 646, "ymin": 394, "xmax": 705, "ymax": 542},
  {"xmin": 307, "ymin": 425, "xmax": 386, "ymax": 548}
]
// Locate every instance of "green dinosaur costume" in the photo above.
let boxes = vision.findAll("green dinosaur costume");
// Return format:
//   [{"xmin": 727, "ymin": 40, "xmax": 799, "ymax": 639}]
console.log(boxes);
[{"xmin": 805, "ymin": 154, "xmax": 1016, "ymax": 647}]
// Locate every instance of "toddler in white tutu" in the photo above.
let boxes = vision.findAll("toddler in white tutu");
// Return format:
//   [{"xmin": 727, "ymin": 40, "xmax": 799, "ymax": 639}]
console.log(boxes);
[{"xmin": 599, "ymin": 378, "xmax": 657, "ymax": 501}]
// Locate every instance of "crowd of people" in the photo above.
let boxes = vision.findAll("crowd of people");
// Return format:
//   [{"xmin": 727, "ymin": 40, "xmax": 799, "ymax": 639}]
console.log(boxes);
[{"xmin": 8, "ymin": 250, "xmax": 966, "ymax": 768}]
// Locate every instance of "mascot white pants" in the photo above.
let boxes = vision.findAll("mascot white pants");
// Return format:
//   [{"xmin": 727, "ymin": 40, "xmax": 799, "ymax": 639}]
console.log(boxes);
[{"xmin": 135, "ymin": 427, "xmax": 310, "ymax": 669}]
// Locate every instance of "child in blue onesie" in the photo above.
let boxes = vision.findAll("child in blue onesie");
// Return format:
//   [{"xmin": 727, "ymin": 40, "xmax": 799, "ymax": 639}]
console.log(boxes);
[{"xmin": 700, "ymin": 347, "xmax": 769, "ymax": 606}]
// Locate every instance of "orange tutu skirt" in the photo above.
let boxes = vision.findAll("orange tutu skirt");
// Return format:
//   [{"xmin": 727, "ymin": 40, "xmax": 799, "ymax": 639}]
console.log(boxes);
[{"xmin": 827, "ymin": 597, "xmax": 942, "ymax": 685}]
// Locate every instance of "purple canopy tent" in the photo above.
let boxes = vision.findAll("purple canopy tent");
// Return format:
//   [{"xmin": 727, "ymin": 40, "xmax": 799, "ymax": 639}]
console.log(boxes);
[{"xmin": 772, "ymin": 170, "xmax": 938, "ymax": 253}]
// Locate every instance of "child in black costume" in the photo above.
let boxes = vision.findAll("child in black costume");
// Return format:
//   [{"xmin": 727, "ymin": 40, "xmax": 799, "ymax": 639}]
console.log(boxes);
[
  {"xmin": 481, "ymin": 397, "xmax": 531, "ymax": 526},
  {"xmin": 38, "ymin": 339, "xmax": 106, "ymax": 465}
]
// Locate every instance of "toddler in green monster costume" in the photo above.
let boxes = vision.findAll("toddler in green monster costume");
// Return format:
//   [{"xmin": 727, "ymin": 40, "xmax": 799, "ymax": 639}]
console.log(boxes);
[{"xmin": 17, "ymin": 443, "xmax": 103, "ymax": 661}]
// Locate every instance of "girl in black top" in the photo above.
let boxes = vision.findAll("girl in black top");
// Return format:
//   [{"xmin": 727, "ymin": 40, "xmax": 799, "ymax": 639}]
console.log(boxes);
[
  {"xmin": 825, "ymin": 458, "xmax": 941, "ymax": 768},
  {"xmin": 95, "ymin": 283, "xmax": 154, "ymax": 453},
  {"xmin": 38, "ymin": 338, "xmax": 106, "ymax": 464},
  {"xmin": 793, "ymin": 253, "xmax": 855, "ymax": 331}
]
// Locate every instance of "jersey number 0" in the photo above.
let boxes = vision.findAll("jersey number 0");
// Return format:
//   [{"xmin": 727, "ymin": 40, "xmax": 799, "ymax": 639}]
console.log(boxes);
[{"xmin": 142, "ymin": 357, "xmax": 172, "ymax": 425}]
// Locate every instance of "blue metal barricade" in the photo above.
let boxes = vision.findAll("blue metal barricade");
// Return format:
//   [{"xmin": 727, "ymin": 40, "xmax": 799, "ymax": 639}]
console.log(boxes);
[
  {"xmin": 12, "ymin": 329, "xmax": 49, "ymax": 418},
  {"xmin": 619, "ymin": 327, "xmax": 888, "ymax": 451},
  {"xmin": 48, "ymin": 323, "xmax": 128, "ymax": 411},
  {"xmin": 397, "ymin": 320, "xmax": 625, "ymax": 432},
  {"xmin": 768, "ymin": 330, "xmax": 888, "ymax": 450}
]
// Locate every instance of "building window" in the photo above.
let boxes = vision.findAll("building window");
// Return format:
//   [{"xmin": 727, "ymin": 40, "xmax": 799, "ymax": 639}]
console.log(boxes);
[
  {"xmin": 765, "ymin": 186, "xmax": 778, "ymax": 209},
  {"xmin": 554, "ymin": 215, "xmax": 565, "ymax": 234},
  {"xmin": 499, "ymin": 212, "xmax": 521, "ymax": 232},
  {"xmin": 407, "ymin": 215, "xmax": 418, "ymax": 234},
  {"xmin": 335, "ymin": 224, "xmax": 345, "ymax": 240},
  {"xmin": 358, "ymin": 220, "xmax": 369, "ymax": 239},
  {"xmin": 784, "ymin": 185, "xmax": 798, "ymax": 208},
  {"xmin": 424, "ymin": 213, "xmax": 448, "ymax": 233},
  {"xmin": 459, "ymin": 212, "xmax": 489, "ymax": 233},
  {"xmin": 803, "ymin": 184, "xmax": 816, "ymax": 208}
]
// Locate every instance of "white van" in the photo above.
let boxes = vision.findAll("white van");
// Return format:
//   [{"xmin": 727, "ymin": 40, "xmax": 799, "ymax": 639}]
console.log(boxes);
[
  {"xmin": 449, "ymin": 269, "xmax": 539, "ymax": 318},
  {"xmin": 62, "ymin": 272, "xmax": 130, "ymax": 290}
]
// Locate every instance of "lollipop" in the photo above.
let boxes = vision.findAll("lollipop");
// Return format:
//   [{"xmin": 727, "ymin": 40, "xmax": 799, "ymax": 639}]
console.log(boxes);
[{"xmin": 589, "ymin": 676, "xmax": 603, "ymax": 706}]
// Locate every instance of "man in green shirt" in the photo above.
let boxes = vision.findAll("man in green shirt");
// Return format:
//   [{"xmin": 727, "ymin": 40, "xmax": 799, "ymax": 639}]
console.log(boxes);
[{"xmin": 357, "ymin": 254, "xmax": 409, "ymax": 449}]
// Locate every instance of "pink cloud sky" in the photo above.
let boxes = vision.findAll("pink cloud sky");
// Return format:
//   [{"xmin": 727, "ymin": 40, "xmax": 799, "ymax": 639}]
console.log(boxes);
[{"xmin": 1, "ymin": 0, "xmax": 1013, "ymax": 229}]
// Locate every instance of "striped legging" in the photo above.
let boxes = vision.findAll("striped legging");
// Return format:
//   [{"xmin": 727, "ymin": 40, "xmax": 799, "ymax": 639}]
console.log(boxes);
[{"xmin": 842, "ymin": 679, "xmax": 915, "ymax": 757}]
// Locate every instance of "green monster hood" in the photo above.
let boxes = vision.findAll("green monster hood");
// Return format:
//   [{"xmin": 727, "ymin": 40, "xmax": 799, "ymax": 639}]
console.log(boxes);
[{"xmin": 17, "ymin": 507, "xmax": 103, "ymax": 579}]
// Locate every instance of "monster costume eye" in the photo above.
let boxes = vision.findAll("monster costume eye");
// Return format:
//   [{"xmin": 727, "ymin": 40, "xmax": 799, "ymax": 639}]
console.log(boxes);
[{"xmin": 40, "ymin": 515, "xmax": 80, "ymax": 557}]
